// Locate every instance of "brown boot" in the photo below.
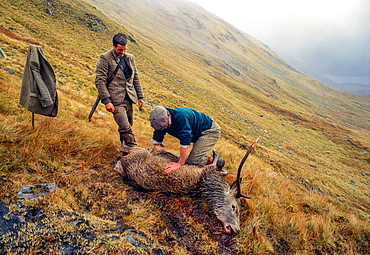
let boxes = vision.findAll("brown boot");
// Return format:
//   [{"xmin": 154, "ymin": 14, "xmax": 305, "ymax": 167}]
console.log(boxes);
[
  {"xmin": 120, "ymin": 132, "xmax": 137, "ymax": 147},
  {"xmin": 205, "ymin": 155, "xmax": 225, "ymax": 170},
  {"xmin": 217, "ymin": 156, "xmax": 225, "ymax": 170}
]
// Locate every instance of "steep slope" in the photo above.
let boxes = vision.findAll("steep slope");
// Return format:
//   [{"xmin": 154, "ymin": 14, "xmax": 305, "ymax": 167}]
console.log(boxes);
[
  {"xmin": 88, "ymin": 0, "xmax": 369, "ymax": 133},
  {"xmin": 84, "ymin": 0, "xmax": 370, "ymax": 211},
  {"xmin": 85, "ymin": 0, "xmax": 370, "ymax": 128},
  {"xmin": 0, "ymin": 0, "xmax": 369, "ymax": 254}
]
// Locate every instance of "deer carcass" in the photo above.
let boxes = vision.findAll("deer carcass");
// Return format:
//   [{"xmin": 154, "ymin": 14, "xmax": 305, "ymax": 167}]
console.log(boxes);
[{"xmin": 114, "ymin": 139, "xmax": 258, "ymax": 235}]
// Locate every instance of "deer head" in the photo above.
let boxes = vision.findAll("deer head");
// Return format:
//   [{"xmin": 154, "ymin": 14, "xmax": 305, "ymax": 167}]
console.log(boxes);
[{"xmin": 201, "ymin": 138, "xmax": 259, "ymax": 235}]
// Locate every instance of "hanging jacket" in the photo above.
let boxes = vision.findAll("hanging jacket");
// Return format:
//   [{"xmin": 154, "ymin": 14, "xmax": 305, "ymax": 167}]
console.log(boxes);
[{"xmin": 20, "ymin": 44, "xmax": 58, "ymax": 117}]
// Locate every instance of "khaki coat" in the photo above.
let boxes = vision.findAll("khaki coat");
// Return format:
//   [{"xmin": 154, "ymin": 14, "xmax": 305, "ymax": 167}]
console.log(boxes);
[
  {"xmin": 95, "ymin": 49, "xmax": 144, "ymax": 105},
  {"xmin": 19, "ymin": 44, "xmax": 58, "ymax": 117}
]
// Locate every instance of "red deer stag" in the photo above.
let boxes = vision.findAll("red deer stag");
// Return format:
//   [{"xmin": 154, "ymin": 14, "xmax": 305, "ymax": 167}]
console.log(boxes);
[{"xmin": 114, "ymin": 138, "xmax": 259, "ymax": 235}]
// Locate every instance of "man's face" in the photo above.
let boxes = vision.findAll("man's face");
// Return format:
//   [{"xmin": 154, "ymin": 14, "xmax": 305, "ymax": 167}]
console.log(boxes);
[{"xmin": 113, "ymin": 44, "xmax": 127, "ymax": 56}]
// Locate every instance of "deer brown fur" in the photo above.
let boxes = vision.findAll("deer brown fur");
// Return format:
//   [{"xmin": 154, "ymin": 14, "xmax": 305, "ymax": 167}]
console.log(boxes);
[{"xmin": 114, "ymin": 139, "xmax": 258, "ymax": 235}]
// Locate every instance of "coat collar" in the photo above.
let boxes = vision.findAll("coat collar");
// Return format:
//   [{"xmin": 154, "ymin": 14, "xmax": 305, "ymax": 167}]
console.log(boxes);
[{"xmin": 111, "ymin": 49, "xmax": 127, "ymax": 60}]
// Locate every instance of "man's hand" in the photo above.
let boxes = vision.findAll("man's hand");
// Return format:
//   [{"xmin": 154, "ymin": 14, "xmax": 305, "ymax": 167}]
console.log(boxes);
[
  {"xmin": 105, "ymin": 102, "xmax": 115, "ymax": 113},
  {"xmin": 164, "ymin": 145, "xmax": 188, "ymax": 173},
  {"xmin": 153, "ymin": 144, "xmax": 164, "ymax": 152},
  {"xmin": 165, "ymin": 162, "xmax": 183, "ymax": 173},
  {"xmin": 138, "ymin": 99, "xmax": 145, "ymax": 109}
]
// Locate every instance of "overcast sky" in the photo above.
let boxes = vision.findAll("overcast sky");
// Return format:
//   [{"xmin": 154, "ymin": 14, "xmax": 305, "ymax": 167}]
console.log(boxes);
[
  {"xmin": 188, "ymin": 0, "xmax": 362, "ymax": 46},
  {"xmin": 188, "ymin": 0, "xmax": 368, "ymax": 78}
]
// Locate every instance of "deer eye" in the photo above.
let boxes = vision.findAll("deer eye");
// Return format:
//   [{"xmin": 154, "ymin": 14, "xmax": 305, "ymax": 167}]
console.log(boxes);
[{"xmin": 232, "ymin": 204, "xmax": 237, "ymax": 211}]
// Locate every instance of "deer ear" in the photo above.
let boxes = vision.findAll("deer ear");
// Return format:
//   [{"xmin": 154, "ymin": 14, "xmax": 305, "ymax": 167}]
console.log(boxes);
[{"xmin": 113, "ymin": 160, "xmax": 124, "ymax": 176}]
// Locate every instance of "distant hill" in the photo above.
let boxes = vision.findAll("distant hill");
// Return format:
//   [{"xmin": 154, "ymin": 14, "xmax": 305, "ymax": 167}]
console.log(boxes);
[{"xmin": 278, "ymin": 52, "xmax": 370, "ymax": 97}]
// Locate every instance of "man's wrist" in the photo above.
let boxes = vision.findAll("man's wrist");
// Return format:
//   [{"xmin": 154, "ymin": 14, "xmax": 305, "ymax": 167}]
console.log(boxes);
[
  {"xmin": 102, "ymin": 97, "xmax": 111, "ymax": 105},
  {"xmin": 150, "ymin": 139, "xmax": 163, "ymax": 145}
]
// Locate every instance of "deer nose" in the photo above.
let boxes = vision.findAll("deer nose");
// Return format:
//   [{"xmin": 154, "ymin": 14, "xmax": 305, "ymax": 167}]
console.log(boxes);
[
  {"xmin": 224, "ymin": 224, "xmax": 239, "ymax": 235},
  {"xmin": 224, "ymin": 225, "xmax": 232, "ymax": 235}
]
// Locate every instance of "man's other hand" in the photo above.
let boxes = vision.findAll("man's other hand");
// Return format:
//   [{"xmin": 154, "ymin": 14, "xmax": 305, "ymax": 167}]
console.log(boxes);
[
  {"xmin": 165, "ymin": 162, "xmax": 183, "ymax": 173},
  {"xmin": 105, "ymin": 102, "xmax": 115, "ymax": 113}
]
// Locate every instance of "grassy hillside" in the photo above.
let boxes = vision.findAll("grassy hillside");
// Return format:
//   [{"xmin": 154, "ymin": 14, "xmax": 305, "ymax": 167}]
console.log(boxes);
[{"xmin": 0, "ymin": 0, "xmax": 369, "ymax": 254}]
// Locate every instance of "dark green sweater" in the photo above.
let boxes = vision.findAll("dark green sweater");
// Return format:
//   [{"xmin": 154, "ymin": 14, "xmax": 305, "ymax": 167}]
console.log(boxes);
[{"xmin": 153, "ymin": 107, "xmax": 212, "ymax": 146}]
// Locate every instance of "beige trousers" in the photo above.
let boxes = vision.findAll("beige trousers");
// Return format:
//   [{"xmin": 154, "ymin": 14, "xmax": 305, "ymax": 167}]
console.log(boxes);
[{"xmin": 186, "ymin": 120, "xmax": 221, "ymax": 166}]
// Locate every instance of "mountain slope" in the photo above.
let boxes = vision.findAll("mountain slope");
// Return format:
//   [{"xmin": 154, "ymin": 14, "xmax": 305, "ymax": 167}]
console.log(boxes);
[
  {"xmin": 84, "ymin": 0, "xmax": 370, "ymax": 209},
  {"xmin": 85, "ymin": 0, "xmax": 369, "ymax": 125},
  {"xmin": 0, "ymin": 0, "xmax": 369, "ymax": 254}
]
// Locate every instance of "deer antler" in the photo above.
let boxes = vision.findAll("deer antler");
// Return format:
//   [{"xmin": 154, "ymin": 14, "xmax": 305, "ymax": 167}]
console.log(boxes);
[{"xmin": 235, "ymin": 137, "xmax": 260, "ymax": 199}]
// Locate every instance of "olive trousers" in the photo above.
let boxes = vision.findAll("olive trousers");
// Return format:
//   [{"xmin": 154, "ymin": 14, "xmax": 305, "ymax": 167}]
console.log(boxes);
[
  {"xmin": 186, "ymin": 120, "xmax": 221, "ymax": 166},
  {"xmin": 113, "ymin": 98, "xmax": 136, "ymax": 146}
]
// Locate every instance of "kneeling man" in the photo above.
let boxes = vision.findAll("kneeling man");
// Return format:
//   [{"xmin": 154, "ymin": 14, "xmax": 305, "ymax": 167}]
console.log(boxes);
[{"xmin": 149, "ymin": 106, "xmax": 223, "ymax": 173}]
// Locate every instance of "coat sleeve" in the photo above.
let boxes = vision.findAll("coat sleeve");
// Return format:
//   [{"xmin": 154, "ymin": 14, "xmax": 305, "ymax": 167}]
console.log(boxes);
[
  {"xmin": 95, "ymin": 53, "xmax": 111, "ymax": 102},
  {"xmin": 152, "ymin": 130, "xmax": 166, "ymax": 143},
  {"xmin": 30, "ymin": 52, "xmax": 54, "ymax": 108},
  {"xmin": 128, "ymin": 54, "xmax": 144, "ymax": 99}
]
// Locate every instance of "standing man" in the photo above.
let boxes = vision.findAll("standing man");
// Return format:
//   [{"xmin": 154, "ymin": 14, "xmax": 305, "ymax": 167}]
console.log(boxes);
[
  {"xmin": 149, "ymin": 106, "xmax": 223, "ymax": 173},
  {"xmin": 95, "ymin": 33, "xmax": 144, "ymax": 146}
]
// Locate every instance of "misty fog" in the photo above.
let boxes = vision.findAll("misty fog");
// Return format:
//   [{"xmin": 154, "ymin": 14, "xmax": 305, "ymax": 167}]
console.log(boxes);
[{"xmin": 190, "ymin": 0, "xmax": 370, "ymax": 96}]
